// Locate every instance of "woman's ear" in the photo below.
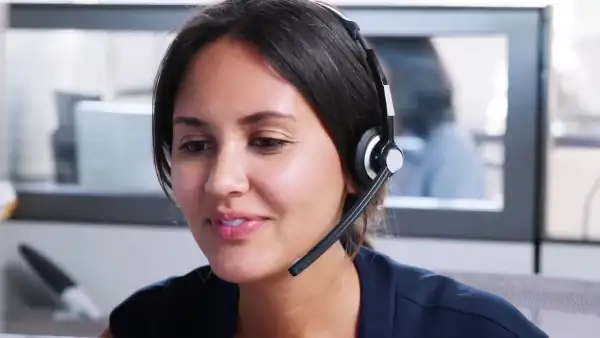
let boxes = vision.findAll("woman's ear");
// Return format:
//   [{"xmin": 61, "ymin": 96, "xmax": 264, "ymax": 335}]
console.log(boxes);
[{"xmin": 345, "ymin": 176, "xmax": 358, "ymax": 195}]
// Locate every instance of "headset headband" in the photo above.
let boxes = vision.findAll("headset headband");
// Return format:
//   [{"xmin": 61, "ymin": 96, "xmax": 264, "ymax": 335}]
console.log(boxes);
[
  {"xmin": 315, "ymin": 1, "xmax": 396, "ymax": 142},
  {"xmin": 288, "ymin": 1, "xmax": 404, "ymax": 276}
]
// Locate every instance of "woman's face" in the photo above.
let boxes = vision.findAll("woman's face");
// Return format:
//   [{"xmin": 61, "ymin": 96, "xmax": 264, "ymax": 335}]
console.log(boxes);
[{"xmin": 171, "ymin": 38, "xmax": 348, "ymax": 283}]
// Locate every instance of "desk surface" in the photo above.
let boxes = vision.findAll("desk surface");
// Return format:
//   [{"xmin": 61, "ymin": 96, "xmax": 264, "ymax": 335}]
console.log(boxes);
[{"xmin": 3, "ymin": 309, "xmax": 106, "ymax": 338}]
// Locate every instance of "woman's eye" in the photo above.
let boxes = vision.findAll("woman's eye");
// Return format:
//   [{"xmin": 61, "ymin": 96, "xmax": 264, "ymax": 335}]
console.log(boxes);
[
  {"xmin": 179, "ymin": 140, "xmax": 211, "ymax": 154},
  {"xmin": 250, "ymin": 137, "xmax": 288, "ymax": 151}
]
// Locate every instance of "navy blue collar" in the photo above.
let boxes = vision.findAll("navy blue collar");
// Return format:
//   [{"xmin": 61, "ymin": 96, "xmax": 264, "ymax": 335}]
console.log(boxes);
[{"xmin": 356, "ymin": 247, "xmax": 395, "ymax": 338}]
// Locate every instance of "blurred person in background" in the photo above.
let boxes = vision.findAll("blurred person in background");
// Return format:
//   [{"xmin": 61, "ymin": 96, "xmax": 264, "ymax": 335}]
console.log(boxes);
[{"xmin": 371, "ymin": 37, "xmax": 486, "ymax": 200}]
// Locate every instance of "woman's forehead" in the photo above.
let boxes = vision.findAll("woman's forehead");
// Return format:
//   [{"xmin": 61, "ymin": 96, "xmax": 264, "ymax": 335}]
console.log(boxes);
[{"xmin": 173, "ymin": 38, "xmax": 318, "ymax": 127}]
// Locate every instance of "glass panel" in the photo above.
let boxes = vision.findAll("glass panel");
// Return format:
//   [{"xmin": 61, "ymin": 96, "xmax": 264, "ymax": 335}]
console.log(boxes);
[
  {"xmin": 368, "ymin": 35, "xmax": 507, "ymax": 211},
  {"xmin": 6, "ymin": 29, "xmax": 175, "ymax": 194},
  {"xmin": 545, "ymin": 0, "xmax": 600, "ymax": 242}
]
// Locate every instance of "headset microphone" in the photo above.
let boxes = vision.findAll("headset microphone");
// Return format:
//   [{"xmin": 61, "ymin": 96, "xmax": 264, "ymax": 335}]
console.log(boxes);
[{"xmin": 288, "ymin": 2, "xmax": 404, "ymax": 277}]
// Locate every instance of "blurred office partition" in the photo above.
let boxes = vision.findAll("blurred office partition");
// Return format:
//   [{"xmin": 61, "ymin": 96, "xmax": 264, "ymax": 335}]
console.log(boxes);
[
  {"xmin": 446, "ymin": 271, "xmax": 600, "ymax": 338},
  {"xmin": 0, "ymin": 3, "xmax": 7, "ymax": 181}
]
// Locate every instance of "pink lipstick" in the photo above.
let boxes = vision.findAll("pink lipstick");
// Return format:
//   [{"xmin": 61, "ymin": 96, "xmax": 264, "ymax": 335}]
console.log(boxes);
[{"xmin": 210, "ymin": 214, "xmax": 265, "ymax": 240}]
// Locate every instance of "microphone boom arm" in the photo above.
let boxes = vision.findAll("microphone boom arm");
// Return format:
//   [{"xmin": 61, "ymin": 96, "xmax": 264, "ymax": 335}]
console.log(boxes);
[{"xmin": 288, "ymin": 167, "xmax": 392, "ymax": 276}]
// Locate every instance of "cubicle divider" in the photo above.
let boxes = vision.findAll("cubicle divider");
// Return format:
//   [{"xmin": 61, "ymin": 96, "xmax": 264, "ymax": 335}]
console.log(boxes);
[
  {"xmin": 0, "ymin": 4, "xmax": 6, "ymax": 182},
  {"xmin": 1, "ymin": 3, "xmax": 8, "ymax": 333},
  {"xmin": 6, "ymin": 2, "xmax": 550, "ymax": 273}
]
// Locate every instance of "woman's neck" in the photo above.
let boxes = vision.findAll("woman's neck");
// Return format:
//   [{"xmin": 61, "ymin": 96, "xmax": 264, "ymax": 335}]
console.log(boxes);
[{"xmin": 236, "ymin": 245, "xmax": 361, "ymax": 338}]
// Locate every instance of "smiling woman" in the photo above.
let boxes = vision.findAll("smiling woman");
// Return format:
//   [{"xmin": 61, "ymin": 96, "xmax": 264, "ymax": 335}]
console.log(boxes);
[
  {"xmin": 168, "ymin": 36, "xmax": 360, "ymax": 283},
  {"xmin": 102, "ymin": 1, "xmax": 548, "ymax": 338}
]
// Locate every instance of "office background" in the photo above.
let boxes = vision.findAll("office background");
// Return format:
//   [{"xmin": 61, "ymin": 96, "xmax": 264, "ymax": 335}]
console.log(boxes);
[{"xmin": 2, "ymin": 0, "xmax": 600, "ymax": 336}]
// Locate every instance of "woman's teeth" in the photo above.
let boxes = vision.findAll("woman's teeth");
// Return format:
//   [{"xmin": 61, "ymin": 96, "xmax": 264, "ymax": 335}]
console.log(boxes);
[{"xmin": 220, "ymin": 219, "xmax": 245, "ymax": 227}]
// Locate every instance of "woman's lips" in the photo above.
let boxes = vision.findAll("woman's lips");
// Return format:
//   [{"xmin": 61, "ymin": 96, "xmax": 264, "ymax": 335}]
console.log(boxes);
[{"xmin": 209, "ymin": 217, "xmax": 265, "ymax": 240}]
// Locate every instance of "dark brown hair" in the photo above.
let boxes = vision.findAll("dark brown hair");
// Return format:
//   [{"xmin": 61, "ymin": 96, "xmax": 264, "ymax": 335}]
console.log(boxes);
[{"xmin": 152, "ymin": 0, "xmax": 386, "ymax": 254}]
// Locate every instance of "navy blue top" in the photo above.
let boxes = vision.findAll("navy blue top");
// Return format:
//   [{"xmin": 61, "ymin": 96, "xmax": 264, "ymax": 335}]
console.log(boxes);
[{"xmin": 109, "ymin": 248, "xmax": 548, "ymax": 337}]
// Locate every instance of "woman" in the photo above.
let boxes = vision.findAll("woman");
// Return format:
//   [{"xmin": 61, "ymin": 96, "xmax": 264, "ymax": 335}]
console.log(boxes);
[
  {"xmin": 371, "ymin": 37, "xmax": 487, "ymax": 199},
  {"xmin": 102, "ymin": 1, "xmax": 546, "ymax": 337}
]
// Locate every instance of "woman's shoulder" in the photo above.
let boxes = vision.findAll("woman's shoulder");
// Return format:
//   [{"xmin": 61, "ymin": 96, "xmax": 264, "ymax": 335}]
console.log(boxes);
[
  {"xmin": 108, "ymin": 266, "xmax": 238, "ymax": 337},
  {"xmin": 356, "ymin": 248, "xmax": 548, "ymax": 337}
]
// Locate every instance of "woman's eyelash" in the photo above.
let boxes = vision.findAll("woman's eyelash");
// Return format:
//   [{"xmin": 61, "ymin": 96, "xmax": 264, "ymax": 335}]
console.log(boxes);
[
  {"xmin": 179, "ymin": 140, "xmax": 211, "ymax": 153},
  {"xmin": 177, "ymin": 137, "xmax": 290, "ymax": 155},
  {"xmin": 250, "ymin": 137, "xmax": 289, "ymax": 149}
]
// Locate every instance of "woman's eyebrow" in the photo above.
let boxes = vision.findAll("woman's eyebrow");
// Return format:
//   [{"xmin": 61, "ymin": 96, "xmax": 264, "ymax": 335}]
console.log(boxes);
[
  {"xmin": 173, "ymin": 110, "xmax": 295, "ymax": 128},
  {"xmin": 173, "ymin": 116, "xmax": 206, "ymax": 128},
  {"xmin": 238, "ymin": 110, "xmax": 296, "ymax": 125}
]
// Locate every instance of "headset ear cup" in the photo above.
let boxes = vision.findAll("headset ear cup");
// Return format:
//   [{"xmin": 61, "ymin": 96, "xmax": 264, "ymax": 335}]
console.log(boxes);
[{"xmin": 354, "ymin": 128, "xmax": 381, "ymax": 189}]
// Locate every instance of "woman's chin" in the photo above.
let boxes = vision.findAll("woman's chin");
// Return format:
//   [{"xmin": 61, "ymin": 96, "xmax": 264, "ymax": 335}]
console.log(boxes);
[{"xmin": 207, "ymin": 252, "xmax": 286, "ymax": 284}]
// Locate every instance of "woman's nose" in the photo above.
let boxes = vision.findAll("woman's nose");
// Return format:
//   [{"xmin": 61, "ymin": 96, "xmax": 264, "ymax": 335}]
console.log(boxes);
[{"xmin": 203, "ymin": 146, "xmax": 249, "ymax": 198}]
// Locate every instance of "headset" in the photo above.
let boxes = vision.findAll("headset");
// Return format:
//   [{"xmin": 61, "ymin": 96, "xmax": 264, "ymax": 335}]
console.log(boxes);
[{"xmin": 288, "ymin": 1, "xmax": 405, "ymax": 277}]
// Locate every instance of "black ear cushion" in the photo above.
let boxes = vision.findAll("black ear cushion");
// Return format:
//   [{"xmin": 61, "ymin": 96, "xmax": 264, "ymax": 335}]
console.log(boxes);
[{"xmin": 353, "ymin": 127, "xmax": 380, "ymax": 189}]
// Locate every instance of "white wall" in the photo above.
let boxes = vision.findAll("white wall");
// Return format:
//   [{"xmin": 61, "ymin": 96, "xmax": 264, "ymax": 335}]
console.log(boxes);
[
  {"xmin": 546, "ymin": 148, "xmax": 600, "ymax": 240},
  {"xmin": 542, "ymin": 243, "xmax": 600, "ymax": 282}
]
